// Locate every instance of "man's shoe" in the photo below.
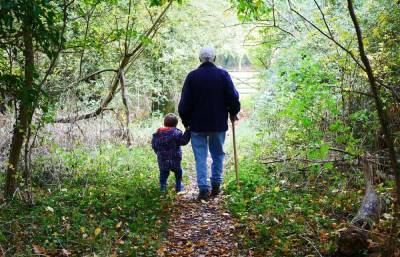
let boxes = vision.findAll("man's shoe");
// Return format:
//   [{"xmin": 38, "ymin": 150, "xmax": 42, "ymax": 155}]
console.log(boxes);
[
  {"xmin": 197, "ymin": 189, "xmax": 210, "ymax": 201},
  {"xmin": 210, "ymin": 185, "xmax": 221, "ymax": 197}
]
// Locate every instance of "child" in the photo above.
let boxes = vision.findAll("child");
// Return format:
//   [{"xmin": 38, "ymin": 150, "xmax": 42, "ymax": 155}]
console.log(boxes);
[{"xmin": 151, "ymin": 113, "xmax": 191, "ymax": 192}]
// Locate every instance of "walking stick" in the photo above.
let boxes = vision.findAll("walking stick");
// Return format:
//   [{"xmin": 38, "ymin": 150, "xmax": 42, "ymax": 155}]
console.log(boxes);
[{"xmin": 231, "ymin": 119, "xmax": 239, "ymax": 185}]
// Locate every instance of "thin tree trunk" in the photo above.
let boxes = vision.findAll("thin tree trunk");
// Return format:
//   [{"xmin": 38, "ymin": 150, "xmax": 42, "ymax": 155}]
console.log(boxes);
[
  {"xmin": 23, "ymin": 116, "xmax": 34, "ymax": 205},
  {"xmin": 347, "ymin": 0, "xmax": 400, "ymax": 213},
  {"xmin": 4, "ymin": 11, "xmax": 35, "ymax": 200},
  {"xmin": 119, "ymin": 70, "xmax": 131, "ymax": 146}
]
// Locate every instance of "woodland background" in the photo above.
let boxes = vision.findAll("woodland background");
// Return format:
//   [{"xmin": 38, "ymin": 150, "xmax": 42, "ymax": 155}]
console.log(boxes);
[{"xmin": 0, "ymin": 0, "xmax": 399, "ymax": 256}]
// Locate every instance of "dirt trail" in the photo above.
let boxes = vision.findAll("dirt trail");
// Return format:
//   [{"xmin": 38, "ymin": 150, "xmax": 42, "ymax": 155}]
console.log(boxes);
[{"xmin": 161, "ymin": 170, "xmax": 239, "ymax": 257}]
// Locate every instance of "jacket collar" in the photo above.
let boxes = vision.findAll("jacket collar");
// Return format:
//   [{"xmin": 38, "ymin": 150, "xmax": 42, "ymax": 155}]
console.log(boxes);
[
  {"xmin": 199, "ymin": 62, "xmax": 216, "ymax": 68},
  {"xmin": 157, "ymin": 127, "xmax": 174, "ymax": 133}
]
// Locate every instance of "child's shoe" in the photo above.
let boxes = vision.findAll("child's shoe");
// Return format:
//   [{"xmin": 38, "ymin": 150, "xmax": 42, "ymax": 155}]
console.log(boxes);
[{"xmin": 175, "ymin": 183, "xmax": 184, "ymax": 193}]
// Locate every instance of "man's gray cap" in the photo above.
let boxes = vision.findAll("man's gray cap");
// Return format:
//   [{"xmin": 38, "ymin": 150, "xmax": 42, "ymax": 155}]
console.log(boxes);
[{"xmin": 199, "ymin": 46, "xmax": 216, "ymax": 62}]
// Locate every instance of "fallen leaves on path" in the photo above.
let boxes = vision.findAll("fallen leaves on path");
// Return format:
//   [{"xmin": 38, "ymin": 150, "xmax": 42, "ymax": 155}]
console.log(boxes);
[{"xmin": 160, "ymin": 172, "xmax": 239, "ymax": 257}]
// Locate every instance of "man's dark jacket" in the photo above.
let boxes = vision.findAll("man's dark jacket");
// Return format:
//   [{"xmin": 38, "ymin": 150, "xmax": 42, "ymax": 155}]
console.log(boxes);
[{"xmin": 178, "ymin": 62, "xmax": 240, "ymax": 132}]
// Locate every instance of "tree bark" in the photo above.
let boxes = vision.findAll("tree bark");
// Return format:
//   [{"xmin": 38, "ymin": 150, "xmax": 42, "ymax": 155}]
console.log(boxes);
[
  {"xmin": 347, "ymin": 0, "xmax": 400, "ymax": 213},
  {"xmin": 23, "ymin": 115, "xmax": 34, "ymax": 205},
  {"xmin": 337, "ymin": 158, "xmax": 384, "ymax": 256},
  {"xmin": 352, "ymin": 158, "xmax": 383, "ymax": 227},
  {"xmin": 4, "ymin": 11, "xmax": 35, "ymax": 200}
]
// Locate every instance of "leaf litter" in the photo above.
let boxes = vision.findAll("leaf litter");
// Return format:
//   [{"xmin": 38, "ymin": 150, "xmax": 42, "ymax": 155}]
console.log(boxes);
[{"xmin": 160, "ymin": 170, "xmax": 239, "ymax": 257}]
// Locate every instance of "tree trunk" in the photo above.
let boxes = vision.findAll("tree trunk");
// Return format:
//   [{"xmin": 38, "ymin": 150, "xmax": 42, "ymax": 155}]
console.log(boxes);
[
  {"xmin": 337, "ymin": 158, "xmax": 384, "ymax": 256},
  {"xmin": 352, "ymin": 158, "xmax": 383, "ymax": 227},
  {"xmin": 4, "ymin": 11, "xmax": 35, "ymax": 200},
  {"xmin": 347, "ymin": 0, "xmax": 400, "ymax": 213}
]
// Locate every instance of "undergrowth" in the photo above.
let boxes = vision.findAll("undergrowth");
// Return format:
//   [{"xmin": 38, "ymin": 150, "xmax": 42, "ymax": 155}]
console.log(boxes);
[
  {"xmin": 223, "ymin": 111, "xmax": 395, "ymax": 256},
  {"xmin": 224, "ymin": 149, "xmax": 395, "ymax": 257}
]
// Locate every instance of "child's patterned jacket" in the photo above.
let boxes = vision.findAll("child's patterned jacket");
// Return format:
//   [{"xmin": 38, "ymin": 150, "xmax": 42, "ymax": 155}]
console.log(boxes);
[{"xmin": 151, "ymin": 127, "xmax": 191, "ymax": 171}]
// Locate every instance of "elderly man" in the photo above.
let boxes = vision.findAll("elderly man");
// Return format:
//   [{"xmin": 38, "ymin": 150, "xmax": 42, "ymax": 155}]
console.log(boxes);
[{"xmin": 178, "ymin": 46, "xmax": 240, "ymax": 200}]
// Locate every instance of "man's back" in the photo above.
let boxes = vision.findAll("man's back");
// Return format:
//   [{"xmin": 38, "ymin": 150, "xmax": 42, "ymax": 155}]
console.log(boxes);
[{"xmin": 178, "ymin": 62, "xmax": 240, "ymax": 132}]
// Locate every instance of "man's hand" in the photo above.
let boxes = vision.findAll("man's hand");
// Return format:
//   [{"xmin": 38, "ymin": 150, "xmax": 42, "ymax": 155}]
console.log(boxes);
[{"xmin": 230, "ymin": 114, "xmax": 239, "ymax": 123}]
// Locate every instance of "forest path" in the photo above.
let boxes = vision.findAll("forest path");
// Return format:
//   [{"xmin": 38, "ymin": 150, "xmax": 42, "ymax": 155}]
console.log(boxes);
[{"xmin": 160, "ymin": 169, "xmax": 239, "ymax": 257}]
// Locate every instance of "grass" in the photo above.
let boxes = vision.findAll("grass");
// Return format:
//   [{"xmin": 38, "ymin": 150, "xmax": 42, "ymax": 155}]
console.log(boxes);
[{"xmin": 0, "ymin": 144, "xmax": 173, "ymax": 256}]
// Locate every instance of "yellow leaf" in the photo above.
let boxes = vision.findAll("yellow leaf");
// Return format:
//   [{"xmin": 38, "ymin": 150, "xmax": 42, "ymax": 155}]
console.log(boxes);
[
  {"xmin": 157, "ymin": 246, "xmax": 166, "ymax": 256},
  {"xmin": 283, "ymin": 243, "xmax": 289, "ymax": 254},
  {"xmin": 115, "ymin": 222, "xmax": 122, "ymax": 228},
  {"xmin": 94, "ymin": 227, "xmax": 102, "ymax": 237}
]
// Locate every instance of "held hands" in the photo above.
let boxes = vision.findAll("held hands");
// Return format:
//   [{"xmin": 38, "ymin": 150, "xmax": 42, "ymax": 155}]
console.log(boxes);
[{"xmin": 230, "ymin": 114, "xmax": 239, "ymax": 123}]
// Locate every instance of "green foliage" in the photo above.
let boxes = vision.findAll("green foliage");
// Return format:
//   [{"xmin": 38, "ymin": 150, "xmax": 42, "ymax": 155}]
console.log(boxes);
[
  {"xmin": 233, "ymin": 0, "xmax": 272, "ymax": 21},
  {"xmin": 253, "ymin": 47, "xmax": 362, "ymax": 170},
  {"xmin": 0, "ymin": 0, "xmax": 64, "ymax": 57},
  {"xmin": 0, "ymin": 145, "xmax": 171, "ymax": 256}
]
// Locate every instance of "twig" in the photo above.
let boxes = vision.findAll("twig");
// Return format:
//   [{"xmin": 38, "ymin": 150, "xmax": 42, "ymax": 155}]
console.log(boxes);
[
  {"xmin": 299, "ymin": 234, "xmax": 323, "ymax": 257},
  {"xmin": 261, "ymin": 158, "xmax": 347, "ymax": 165},
  {"xmin": 64, "ymin": 68, "xmax": 119, "ymax": 90}
]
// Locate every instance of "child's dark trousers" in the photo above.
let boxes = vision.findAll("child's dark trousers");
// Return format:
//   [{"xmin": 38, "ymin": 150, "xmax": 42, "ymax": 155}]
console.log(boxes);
[{"xmin": 159, "ymin": 167, "xmax": 183, "ymax": 192}]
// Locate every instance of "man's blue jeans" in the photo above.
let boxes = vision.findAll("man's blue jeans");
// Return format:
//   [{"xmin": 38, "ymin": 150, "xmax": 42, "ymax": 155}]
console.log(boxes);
[{"xmin": 191, "ymin": 132, "xmax": 226, "ymax": 191}]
